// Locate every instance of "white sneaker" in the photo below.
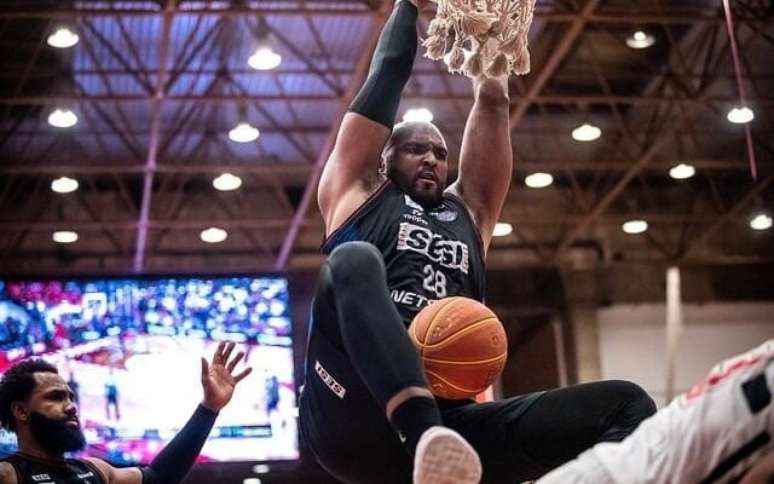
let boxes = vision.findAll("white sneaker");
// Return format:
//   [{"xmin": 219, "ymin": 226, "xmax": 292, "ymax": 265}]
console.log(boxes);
[{"xmin": 413, "ymin": 426, "xmax": 482, "ymax": 484}]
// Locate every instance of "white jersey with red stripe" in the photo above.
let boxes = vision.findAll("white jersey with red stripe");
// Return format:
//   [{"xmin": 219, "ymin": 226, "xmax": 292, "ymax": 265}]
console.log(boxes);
[{"xmin": 539, "ymin": 339, "xmax": 774, "ymax": 484}]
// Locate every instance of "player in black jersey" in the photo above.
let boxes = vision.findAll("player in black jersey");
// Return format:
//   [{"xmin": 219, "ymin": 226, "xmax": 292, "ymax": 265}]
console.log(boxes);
[
  {"xmin": 0, "ymin": 341, "xmax": 251, "ymax": 484},
  {"xmin": 299, "ymin": 1, "xmax": 657, "ymax": 483}
]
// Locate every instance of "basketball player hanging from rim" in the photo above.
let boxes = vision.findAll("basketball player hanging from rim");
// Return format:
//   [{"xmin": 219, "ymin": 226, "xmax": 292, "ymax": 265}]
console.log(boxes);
[{"xmin": 298, "ymin": 1, "xmax": 656, "ymax": 483}]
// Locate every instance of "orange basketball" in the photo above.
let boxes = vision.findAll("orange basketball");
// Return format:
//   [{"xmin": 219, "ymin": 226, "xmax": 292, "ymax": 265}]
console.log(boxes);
[{"xmin": 408, "ymin": 297, "xmax": 507, "ymax": 400}]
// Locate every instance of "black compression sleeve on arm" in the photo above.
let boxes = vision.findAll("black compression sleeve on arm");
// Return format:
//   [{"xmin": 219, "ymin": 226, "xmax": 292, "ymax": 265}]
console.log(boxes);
[
  {"xmin": 140, "ymin": 404, "xmax": 217, "ymax": 484},
  {"xmin": 349, "ymin": 0, "xmax": 418, "ymax": 128}
]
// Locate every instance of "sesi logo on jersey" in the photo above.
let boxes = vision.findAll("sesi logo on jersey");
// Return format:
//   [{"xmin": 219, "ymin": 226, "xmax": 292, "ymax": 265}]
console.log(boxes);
[{"xmin": 396, "ymin": 222, "xmax": 470, "ymax": 274}]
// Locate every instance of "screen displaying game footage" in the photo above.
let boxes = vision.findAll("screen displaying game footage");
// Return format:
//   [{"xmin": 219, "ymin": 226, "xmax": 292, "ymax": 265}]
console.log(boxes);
[{"xmin": 0, "ymin": 276, "xmax": 298, "ymax": 464}]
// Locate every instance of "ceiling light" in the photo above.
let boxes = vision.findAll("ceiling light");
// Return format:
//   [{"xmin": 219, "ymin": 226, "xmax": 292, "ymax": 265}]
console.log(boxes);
[
  {"xmin": 727, "ymin": 106, "xmax": 754, "ymax": 124},
  {"xmin": 200, "ymin": 227, "xmax": 228, "ymax": 243},
  {"xmin": 403, "ymin": 108, "xmax": 434, "ymax": 123},
  {"xmin": 51, "ymin": 176, "xmax": 79, "ymax": 193},
  {"xmin": 669, "ymin": 163, "xmax": 696, "ymax": 180},
  {"xmin": 47, "ymin": 27, "xmax": 79, "ymax": 48},
  {"xmin": 248, "ymin": 47, "xmax": 282, "ymax": 71},
  {"xmin": 228, "ymin": 122, "xmax": 260, "ymax": 143},
  {"xmin": 622, "ymin": 219, "xmax": 648, "ymax": 235},
  {"xmin": 213, "ymin": 173, "xmax": 242, "ymax": 191},
  {"xmin": 571, "ymin": 123, "xmax": 601, "ymax": 142},
  {"xmin": 243, "ymin": 479, "xmax": 261, "ymax": 484},
  {"xmin": 53, "ymin": 231, "xmax": 78, "ymax": 244},
  {"xmin": 626, "ymin": 30, "xmax": 655, "ymax": 49},
  {"xmin": 492, "ymin": 222, "xmax": 513, "ymax": 237},
  {"xmin": 48, "ymin": 108, "xmax": 78, "ymax": 128},
  {"xmin": 750, "ymin": 213, "xmax": 772, "ymax": 231},
  {"xmin": 252, "ymin": 464, "xmax": 271, "ymax": 474},
  {"xmin": 525, "ymin": 172, "xmax": 553, "ymax": 188}
]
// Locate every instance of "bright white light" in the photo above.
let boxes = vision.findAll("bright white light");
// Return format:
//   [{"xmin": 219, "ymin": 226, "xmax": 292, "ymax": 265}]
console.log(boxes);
[
  {"xmin": 571, "ymin": 123, "xmax": 602, "ymax": 142},
  {"xmin": 243, "ymin": 479, "xmax": 261, "ymax": 484},
  {"xmin": 669, "ymin": 163, "xmax": 696, "ymax": 180},
  {"xmin": 248, "ymin": 47, "xmax": 282, "ymax": 71},
  {"xmin": 252, "ymin": 464, "xmax": 271, "ymax": 474},
  {"xmin": 622, "ymin": 219, "xmax": 648, "ymax": 235},
  {"xmin": 213, "ymin": 173, "xmax": 242, "ymax": 191},
  {"xmin": 53, "ymin": 231, "xmax": 78, "ymax": 244},
  {"xmin": 200, "ymin": 227, "xmax": 228, "ymax": 243},
  {"xmin": 403, "ymin": 108, "xmax": 434, "ymax": 123},
  {"xmin": 51, "ymin": 176, "xmax": 79, "ymax": 193},
  {"xmin": 525, "ymin": 172, "xmax": 554, "ymax": 188},
  {"xmin": 47, "ymin": 27, "xmax": 79, "ymax": 48},
  {"xmin": 626, "ymin": 30, "xmax": 655, "ymax": 49},
  {"xmin": 493, "ymin": 222, "xmax": 513, "ymax": 237},
  {"xmin": 228, "ymin": 122, "xmax": 260, "ymax": 143},
  {"xmin": 727, "ymin": 106, "xmax": 755, "ymax": 124},
  {"xmin": 750, "ymin": 213, "xmax": 772, "ymax": 231},
  {"xmin": 48, "ymin": 108, "xmax": 78, "ymax": 128}
]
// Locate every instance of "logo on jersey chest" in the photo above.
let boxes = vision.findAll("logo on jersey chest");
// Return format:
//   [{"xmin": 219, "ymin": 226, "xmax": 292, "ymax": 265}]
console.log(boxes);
[
  {"xmin": 31, "ymin": 475, "xmax": 52, "ymax": 482},
  {"xmin": 396, "ymin": 222, "xmax": 469, "ymax": 274},
  {"xmin": 404, "ymin": 195, "xmax": 458, "ymax": 224}
]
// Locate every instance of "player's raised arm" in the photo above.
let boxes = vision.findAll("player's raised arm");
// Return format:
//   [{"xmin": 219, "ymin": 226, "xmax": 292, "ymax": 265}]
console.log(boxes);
[
  {"xmin": 87, "ymin": 341, "xmax": 252, "ymax": 484},
  {"xmin": 448, "ymin": 74, "xmax": 513, "ymax": 254},
  {"xmin": 318, "ymin": 0, "xmax": 426, "ymax": 235}
]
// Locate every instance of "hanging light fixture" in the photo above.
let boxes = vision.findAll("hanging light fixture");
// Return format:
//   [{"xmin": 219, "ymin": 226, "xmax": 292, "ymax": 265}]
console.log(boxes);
[
  {"xmin": 626, "ymin": 30, "xmax": 655, "ymax": 49},
  {"xmin": 51, "ymin": 176, "xmax": 79, "ymax": 193},
  {"xmin": 53, "ymin": 230, "xmax": 79, "ymax": 244},
  {"xmin": 669, "ymin": 163, "xmax": 696, "ymax": 180},
  {"xmin": 248, "ymin": 17, "xmax": 282, "ymax": 71},
  {"xmin": 213, "ymin": 173, "xmax": 242, "ymax": 191},
  {"xmin": 47, "ymin": 26, "xmax": 79, "ymax": 48},
  {"xmin": 200, "ymin": 227, "xmax": 228, "ymax": 243},
  {"xmin": 726, "ymin": 106, "xmax": 755, "ymax": 124},
  {"xmin": 492, "ymin": 223, "xmax": 513, "ymax": 237},
  {"xmin": 229, "ymin": 103, "xmax": 260, "ymax": 143},
  {"xmin": 750, "ymin": 213, "xmax": 772, "ymax": 231},
  {"xmin": 525, "ymin": 172, "xmax": 554, "ymax": 188},
  {"xmin": 622, "ymin": 219, "xmax": 648, "ymax": 235},
  {"xmin": 403, "ymin": 108, "xmax": 434, "ymax": 123},
  {"xmin": 48, "ymin": 108, "xmax": 78, "ymax": 128},
  {"xmin": 571, "ymin": 123, "xmax": 602, "ymax": 142}
]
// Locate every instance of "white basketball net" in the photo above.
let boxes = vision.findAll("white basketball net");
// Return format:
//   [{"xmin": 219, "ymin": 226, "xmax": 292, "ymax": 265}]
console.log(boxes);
[{"xmin": 422, "ymin": 0, "xmax": 537, "ymax": 78}]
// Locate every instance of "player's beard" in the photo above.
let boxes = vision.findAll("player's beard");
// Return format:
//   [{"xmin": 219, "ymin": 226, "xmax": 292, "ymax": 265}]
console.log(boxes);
[{"xmin": 29, "ymin": 412, "xmax": 86, "ymax": 453}]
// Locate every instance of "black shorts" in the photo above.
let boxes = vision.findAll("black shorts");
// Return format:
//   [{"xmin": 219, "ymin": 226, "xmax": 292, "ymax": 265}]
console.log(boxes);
[{"xmin": 299, "ymin": 325, "xmax": 544, "ymax": 484}]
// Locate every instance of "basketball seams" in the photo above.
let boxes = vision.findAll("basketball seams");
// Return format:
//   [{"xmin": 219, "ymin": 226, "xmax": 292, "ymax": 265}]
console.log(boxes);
[
  {"xmin": 422, "ymin": 353, "xmax": 507, "ymax": 366},
  {"xmin": 426, "ymin": 369, "xmax": 485, "ymax": 394},
  {"xmin": 423, "ymin": 297, "xmax": 467, "ymax": 346},
  {"xmin": 421, "ymin": 316, "xmax": 501, "ymax": 350}
]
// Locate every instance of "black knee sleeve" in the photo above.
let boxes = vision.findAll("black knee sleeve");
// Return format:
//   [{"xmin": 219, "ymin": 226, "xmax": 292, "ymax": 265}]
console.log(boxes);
[{"xmin": 600, "ymin": 380, "xmax": 657, "ymax": 442}]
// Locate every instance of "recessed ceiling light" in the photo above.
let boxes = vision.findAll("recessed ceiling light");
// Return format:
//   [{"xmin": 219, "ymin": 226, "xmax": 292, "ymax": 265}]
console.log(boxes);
[
  {"xmin": 48, "ymin": 108, "xmax": 78, "ymax": 128},
  {"xmin": 53, "ymin": 230, "xmax": 78, "ymax": 243},
  {"xmin": 622, "ymin": 219, "xmax": 648, "ymax": 234},
  {"xmin": 51, "ymin": 176, "xmax": 79, "ymax": 193},
  {"xmin": 525, "ymin": 172, "xmax": 554, "ymax": 188},
  {"xmin": 248, "ymin": 47, "xmax": 282, "ymax": 71},
  {"xmin": 571, "ymin": 123, "xmax": 602, "ymax": 142},
  {"xmin": 200, "ymin": 227, "xmax": 228, "ymax": 243},
  {"xmin": 493, "ymin": 222, "xmax": 513, "ymax": 237},
  {"xmin": 213, "ymin": 173, "xmax": 242, "ymax": 191},
  {"xmin": 750, "ymin": 213, "xmax": 772, "ymax": 231},
  {"xmin": 47, "ymin": 27, "xmax": 79, "ymax": 48},
  {"xmin": 228, "ymin": 122, "xmax": 260, "ymax": 143},
  {"xmin": 626, "ymin": 30, "xmax": 655, "ymax": 49},
  {"xmin": 727, "ymin": 106, "xmax": 754, "ymax": 124},
  {"xmin": 669, "ymin": 163, "xmax": 696, "ymax": 180},
  {"xmin": 403, "ymin": 108, "xmax": 434, "ymax": 123}
]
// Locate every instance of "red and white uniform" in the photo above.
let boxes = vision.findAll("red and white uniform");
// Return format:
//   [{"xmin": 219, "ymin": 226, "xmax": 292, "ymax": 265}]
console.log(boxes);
[{"xmin": 539, "ymin": 340, "xmax": 774, "ymax": 484}]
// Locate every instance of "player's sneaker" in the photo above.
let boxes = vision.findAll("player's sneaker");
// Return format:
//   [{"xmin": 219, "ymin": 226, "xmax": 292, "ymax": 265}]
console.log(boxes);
[{"xmin": 413, "ymin": 426, "xmax": 482, "ymax": 484}]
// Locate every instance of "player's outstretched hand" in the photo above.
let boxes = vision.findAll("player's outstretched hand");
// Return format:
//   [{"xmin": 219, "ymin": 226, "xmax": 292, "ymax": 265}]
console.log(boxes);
[{"xmin": 200, "ymin": 341, "xmax": 252, "ymax": 412}]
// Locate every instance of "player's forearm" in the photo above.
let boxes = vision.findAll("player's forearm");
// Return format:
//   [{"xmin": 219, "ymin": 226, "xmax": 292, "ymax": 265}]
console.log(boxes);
[
  {"xmin": 140, "ymin": 404, "xmax": 218, "ymax": 484},
  {"xmin": 349, "ymin": 0, "xmax": 419, "ymax": 128}
]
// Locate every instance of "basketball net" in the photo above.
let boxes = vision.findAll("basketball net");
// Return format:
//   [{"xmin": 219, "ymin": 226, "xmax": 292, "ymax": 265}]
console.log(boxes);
[{"xmin": 423, "ymin": 0, "xmax": 537, "ymax": 78}]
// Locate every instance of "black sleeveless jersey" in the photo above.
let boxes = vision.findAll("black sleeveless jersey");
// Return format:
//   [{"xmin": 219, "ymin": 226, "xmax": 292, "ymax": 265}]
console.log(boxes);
[
  {"xmin": 322, "ymin": 181, "xmax": 486, "ymax": 326},
  {"xmin": 1, "ymin": 453, "xmax": 106, "ymax": 484}
]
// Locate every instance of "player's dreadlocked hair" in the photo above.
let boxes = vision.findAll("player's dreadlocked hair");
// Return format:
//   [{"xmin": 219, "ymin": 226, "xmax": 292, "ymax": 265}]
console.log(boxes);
[{"xmin": 0, "ymin": 359, "xmax": 58, "ymax": 431}]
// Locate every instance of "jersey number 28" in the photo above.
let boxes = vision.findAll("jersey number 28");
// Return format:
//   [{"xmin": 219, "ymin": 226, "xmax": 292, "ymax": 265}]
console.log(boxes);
[{"xmin": 422, "ymin": 264, "xmax": 447, "ymax": 299}]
